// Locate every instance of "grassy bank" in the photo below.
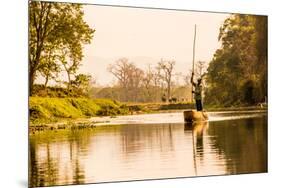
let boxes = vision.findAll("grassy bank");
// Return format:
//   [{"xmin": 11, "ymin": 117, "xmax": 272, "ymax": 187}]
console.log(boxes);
[
  {"xmin": 29, "ymin": 97, "xmax": 195, "ymax": 125},
  {"xmin": 30, "ymin": 97, "xmax": 265, "ymax": 127},
  {"xmin": 29, "ymin": 97, "xmax": 129, "ymax": 124}
]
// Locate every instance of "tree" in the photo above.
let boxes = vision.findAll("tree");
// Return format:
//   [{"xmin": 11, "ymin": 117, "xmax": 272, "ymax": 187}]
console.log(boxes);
[
  {"xmin": 107, "ymin": 58, "xmax": 132, "ymax": 89},
  {"xmin": 205, "ymin": 14, "xmax": 268, "ymax": 106},
  {"xmin": 59, "ymin": 47, "xmax": 82, "ymax": 90},
  {"xmin": 108, "ymin": 58, "xmax": 144, "ymax": 102},
  {"xmin": 71, "ymin": 74, "xmax": 92, "ymax": 96},
  {"xmin": 29, "ymin": 1, "xmax": 95, "ymax": 95},
  {"xmin": 195, "ymin": 61, "xmax": 207, "ymax": 78},
  {"xmin": 38, "ymin": 45, "xmax": 60, "ymax": 88},
  {"xmin": 254, "ymin": 16, "xmax": 268, "ymax": 101},
  {"xmin": 157, "ymin": 59, "xmax": 175, "ymax": 101},
  {"xmin": 29, "ymin": 2, "xmax": 52, "ymax": 93},
  {"xmin": 184, "ymin": 72, "xmax": 191, "ymax": 87},
  {"xmin": 142, "ymin": 65, "xmax": 154, "ymax": 101},
  {"xmin": 127, "ymin": 66, "xmax": 144, "ymax": 102}
]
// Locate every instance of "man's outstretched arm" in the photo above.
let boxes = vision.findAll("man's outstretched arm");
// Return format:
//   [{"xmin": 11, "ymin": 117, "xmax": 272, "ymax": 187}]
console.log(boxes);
[{"xmin": 190, "ymin": 72, "xmax": 196, "ymax": 86}]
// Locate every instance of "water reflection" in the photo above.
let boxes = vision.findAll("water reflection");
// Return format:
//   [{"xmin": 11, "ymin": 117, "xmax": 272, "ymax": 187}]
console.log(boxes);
[
  {"xmin": 29, "ymin": 114, "xmax": 267, "ymax": 187},
  {"xmin": 207, "ymin": 117, "xmax": 268, "ymax": 174},
  {"xmin": 29, "ymin": 130, "xmax": 94, "ymax": 187},
  {"xmin": 184, "ymin": 121, "xmax": 209, "ymax": 176}
]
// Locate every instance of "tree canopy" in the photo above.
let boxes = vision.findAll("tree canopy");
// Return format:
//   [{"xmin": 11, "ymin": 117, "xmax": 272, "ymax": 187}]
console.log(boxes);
[
  {"xmin": 29, "ymin": 1, "xmax": 95, "ymax": 95},
  {"xmin": 205, "ymin": 14, "xmax": 267, "ymax": 106}
]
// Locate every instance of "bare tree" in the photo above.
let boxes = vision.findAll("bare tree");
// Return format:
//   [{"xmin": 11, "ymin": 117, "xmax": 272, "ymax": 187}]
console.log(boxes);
[
  {"xmin": 107, "ymin": 58, "xmax": 144, "ymax": 102},
  {"xmin": 107, "ymin": 58, "xmax": 132, "ymax": 88},
  {"xmin": 142, "ymin": 65, "xmax": 154, "ymax": 101},
  {"xmin": 130, "ymin": 67, "xmax": 144, "ymax": 102},
  {"xmin": 157, "ymin": 59, "xmax": 175, "ymax": 101},
  {"xmin": 195, "ymin": 61, "xmax": 207, "ymax": 78},
  {"xmin": 184, "ymin": 73, "xmax": 191, "ymax": 87}
]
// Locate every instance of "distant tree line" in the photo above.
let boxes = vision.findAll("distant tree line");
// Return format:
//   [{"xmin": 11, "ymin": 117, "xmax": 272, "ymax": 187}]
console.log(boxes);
[
  {"xmin": 92, "ymin": 58, "xmax": 192, "ymax": 103},
  {"xmin": 205, "ymin": 14, "xmax": 267, "ymax": 106}
]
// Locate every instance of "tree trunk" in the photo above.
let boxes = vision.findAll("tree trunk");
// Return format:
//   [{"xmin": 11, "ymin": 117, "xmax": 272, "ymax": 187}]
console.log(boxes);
[
  {"xmin": 29, "ymin": 65, "xmax": 36, "ymax": 96},
  {"xmin": 44, "ymin": 74, "xmax": 49, "ymax": 89},
  {"xmin": 167, "ymin": 82, "xmax": 171, "ymax": 101},
  {"xmin": 67, "ymin": 70, "xmax": 71, "ymax": 90}
]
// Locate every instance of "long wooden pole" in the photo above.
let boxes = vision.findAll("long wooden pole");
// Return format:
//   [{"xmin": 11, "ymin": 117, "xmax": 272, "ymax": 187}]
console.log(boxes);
[
  {"xmin": 192, "ymin": 24, "xmax": 197, "ymax": 74},
  {"xmin": 191, "ymin": 25, "xmax": 197, "ymax": 102}
]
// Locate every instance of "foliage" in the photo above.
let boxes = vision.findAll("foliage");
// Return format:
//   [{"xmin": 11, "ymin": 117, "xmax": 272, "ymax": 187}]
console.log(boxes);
[
  {"xmin": 205, "ymin": 14, "xmax": 267, "ymax": 107},
  {"xmin": 30, "ymin": 97, "xmax": 84, "ymax": 124},
  {"xmin": 70, "ymin": 74, "xmax": 92, "ymax": 96},
  {"xmin": 32, "ymin": 84, "xmax": 89, "ymax": 98},
  {"xmin": 93, "ymin": 98, "xmax": 129, "ymax": 116},
  {"xmin": 29, "ymin": 1, "xmax": 95, "ymax": 94},
  {"xmin": 29, "ymin": 97, "xmax": 127, "ymax": 124}
]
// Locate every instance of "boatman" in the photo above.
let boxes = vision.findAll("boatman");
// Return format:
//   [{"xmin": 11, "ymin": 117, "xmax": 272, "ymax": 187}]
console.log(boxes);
[{"xmin": 191, "ymin": 72, "xmax": 203, "ymax": 111}]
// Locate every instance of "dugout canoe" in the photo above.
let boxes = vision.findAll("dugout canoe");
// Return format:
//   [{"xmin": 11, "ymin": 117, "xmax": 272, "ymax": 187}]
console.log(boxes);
[{"xmin": 183, "ymin": 110, "xmax": 209, "ymax": 123}]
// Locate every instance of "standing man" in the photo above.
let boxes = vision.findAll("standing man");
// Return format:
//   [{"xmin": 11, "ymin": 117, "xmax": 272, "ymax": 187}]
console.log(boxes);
[{"xmin": 191, "ymin": 72, "xmax": 203, "ymax": 111}]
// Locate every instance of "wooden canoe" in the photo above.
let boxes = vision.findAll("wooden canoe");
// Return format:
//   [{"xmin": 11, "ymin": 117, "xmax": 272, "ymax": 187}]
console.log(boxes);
[{"xmin": 183, "ymin": 110, "xmax": 209, "ymax": 123}]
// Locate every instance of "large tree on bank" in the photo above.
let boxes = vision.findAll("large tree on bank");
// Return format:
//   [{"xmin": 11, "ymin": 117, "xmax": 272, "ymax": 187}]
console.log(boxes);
[
  {"xmin": 29, "ymin": 1, "xmax": 95, "ymax": 95},
  {"xmin": 205, "ymin": 14, "xmax": 267, "ymax": 106}
]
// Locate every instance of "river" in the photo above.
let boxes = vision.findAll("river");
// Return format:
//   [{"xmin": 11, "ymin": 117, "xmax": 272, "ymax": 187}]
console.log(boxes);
[{"xmin": 29, "ymin": 110, "xmax": 267, "ymax": 187}]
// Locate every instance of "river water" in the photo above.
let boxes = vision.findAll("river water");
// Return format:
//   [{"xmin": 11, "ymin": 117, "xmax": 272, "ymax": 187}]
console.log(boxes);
[{"xmin": 29, "ymin": 110, "xmax": 267, "ymax": 187}]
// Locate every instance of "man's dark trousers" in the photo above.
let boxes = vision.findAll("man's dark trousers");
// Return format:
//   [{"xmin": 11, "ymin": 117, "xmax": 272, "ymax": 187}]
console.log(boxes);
[{"xmin": 196, "ymin": 100, "xmax": 202, "ymax": 111}]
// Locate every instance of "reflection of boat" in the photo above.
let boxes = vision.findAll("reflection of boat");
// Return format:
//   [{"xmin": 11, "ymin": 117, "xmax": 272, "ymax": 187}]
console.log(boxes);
[
  {"xmin": 184, "ymin": 121, "xmax": 209, "ymax": 175},
  {"xmin": 184, "ymin": 121, "xmax": 209, "ymax": 132},
  {"xmin": 183, "ymin": 110, "xmax": 208, "ymax": 123}
]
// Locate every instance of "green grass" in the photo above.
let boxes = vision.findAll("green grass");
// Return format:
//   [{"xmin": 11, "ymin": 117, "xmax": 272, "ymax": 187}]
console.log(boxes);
[
  {"xmin": 29, "ymin": 97, "xmax": 198, "ymax": 125},
  {"xmin": 29, "ymin": 97, "xmax": 127, "ymax": 124},
  {"xmin": 125, "ymin": 102, "xmax": 194, "ymax": 112}
]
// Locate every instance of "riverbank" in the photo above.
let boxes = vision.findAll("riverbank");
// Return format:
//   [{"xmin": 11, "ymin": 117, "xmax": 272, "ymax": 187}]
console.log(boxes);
[
  {"xmin": 29, "ymin": 97, "xmax": 193, "ymax": 133},
  {"xmin": 29, "ymin": 97, "xmax": 266, "ymax": 133},
  {"xmin": 29, "ymin": 97, "xmax": 194, "ymax": 125},
  {"xmin": 29, "ymin": 97, "xmax": 129, "ymax": 124}
]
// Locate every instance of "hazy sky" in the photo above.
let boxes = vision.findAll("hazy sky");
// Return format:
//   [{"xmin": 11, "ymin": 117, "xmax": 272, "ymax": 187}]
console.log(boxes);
[{"xmin": 77, "ymin": 5, "xmax": 230, "ymax": 86}]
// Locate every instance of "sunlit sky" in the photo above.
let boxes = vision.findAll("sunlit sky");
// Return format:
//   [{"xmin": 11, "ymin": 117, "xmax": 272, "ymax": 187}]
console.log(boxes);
[{"xmin": 38, "ymin": 4, "xmax": 230, "ymax": 86}]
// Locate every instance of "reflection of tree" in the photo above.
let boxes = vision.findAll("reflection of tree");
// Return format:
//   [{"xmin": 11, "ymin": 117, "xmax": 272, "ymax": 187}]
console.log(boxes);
[
  {"xmin": 29, "ymin": 140, "xmax": 59, "ymax": 187},
  {"xmin": 29, "ymin": 138, "xmax": 39, "ymax": 187},
  {"xmin": 68, "ymin": 130, "xmax": 92, "ymax": 185},
  {"xmin": 29, "ymin": 129, "xmax": 93, "ymax": 187},
  {"xmin": 68, "ymin": 130, "xmax": 92, "ymax": 157},
  {"xmin": 73, "ymin": 158, "xmax": 85, "ymax": 185},
  {"xmin": 43, "ymin": 143, "xmax": 58, "ymax": 185},
  {"xmin": 120, "ymin": 124, "xmax": 176, "ymax": 158},
  {"xmin": 207, "ymin": 117, "xmax": 267, "ymax": 174}
]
